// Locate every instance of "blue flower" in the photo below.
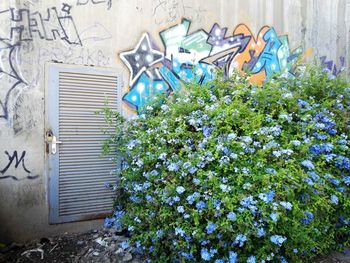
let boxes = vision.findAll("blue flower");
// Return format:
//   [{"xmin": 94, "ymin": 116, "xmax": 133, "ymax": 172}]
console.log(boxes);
[
  {"xmin": 121, "ymin": 241, "xmax": 129, "ymax": 249},
  {"xmin": 145, "ymin": 195, "xmax": 153, "ymax": 201},
  {"xmin": 343, "ymin": 176, "xmax": 350, "ymax": 185},
  {"xmin": 325, "ymin": 154, "xmax": 337, "ymax": 161},
  {"xmin": 337, "ymin": 187, "xmax": 345, "ymax": 193},
  {"xmin": 129, "ymin": 196, "xmax": 141, "ymax": 203},
  {"xmin": 227, "ymin": 133, "xmax": 237, "ymax": 141},
  {"xmin": 247, "ymin": 255, "xmax": 256, "ymax": 263},
  {"xmin": 330, "ymin": 178, "xmax": 340, "ymax": 185},
  {"xmin": 206, "ymin": 222, "xmax": 216, "ymax": 234},
  {"xmin": 330, "ymin": 195, "xmax": 339, "ymax": 205},
  {"xmin": 209, "ymin": 248, "xmax": 218, "ymax": 257},
  {"xmin": 234, "ymin": 234, "xmax": 247, "ymax": 247},
  {"xmin": 177, "ymin": 206, "xmax": 185, "ymax": 213},
  {"xmin": 181, "ymin": 252, "xmax": 194, "ymax": 260},
  {"xmin": 337, "ymin": 139, "xmax": 347, "ymax": 145},
  {"xmin": 193, "ymin": 178, "xmax": 201, "ymax": 185},
  {"xmin": 280, "ymin": 256, "xmax": 288, "ymax": 263},
  {"xmin": 215, "ymin": 260, "xmax": 225, "ymax": 263},
  {"xmin": 328, "ymin": 129, "xmax": 337, "ymax": 135},
  {"xmin": 227, "ymin": 212, "xmax": 237, "ymax": 221},
  {"xmin": 126, "ymin": 139, "xmax": 139, "ymax": 149},
  {"xmin": 202, "ymin": 126, "xmax": 213, "ymax": 137},
  {"xmin": 297, "ymin": 99, "xmax": 310, "ymax": 108},
  {"xmin": 200, "ymin": 239, "xmax": 210, "ymax": 246},
  {"xmin": 280, "ymin": 201, "xmax": 293, "ymax": 210},
  {"xmin": 301, "ymin": 160, "xmax": 315, "ymax": 170},
  {"xmin": 240, "ymin": 196, "xmax": 257, "ymax": 207},
  {"xmin": 301, "ymin": 211, "xmax": 314, "ymax": 225},
  {"xmin": 220, "ymin": 184, "xmax": 230, "ymax": 192},
  {"xmin": 310, "ymin": 143, "xmax": 333, "ymax": 155},
  {"xmin": 270, "ymin": 213, "xmax": 279, "ymax": 222},
  {"xmin": 156, "ymin": 230, "xmax": 163, "ymax": 238},
  {"xmin": 201, "ymin": 248, "xmax": 211, "ymax": 261},
  {"xmin": 309, "ymin": 144, "xmax": 322, "ymax": 155},
  {"xmin": 258, "ymin": 191, "xmax": 275, "ymax": 203},
  {"xmin": 212, "ymin": 199, "xmax": 221, "ymax": 210},
  {"xmin": 314, "ymin": 133, "xmax": 328, "ymax": 140},
  {"xmin": 196, "ymin": 201, "xmax": 207, "ymax": 210},
  {"xmin": 304, "ymin": 177, "xmax": 315, "ymax": 186},
  {"xmin": 308, "ymin": 171, "xmax": 320, "ymax": 182},
  {"xmin": 291, "ymin": 140, "xmax": 301, "ymax": 146},
  {"xmin": 265, "ymin": 168, "xmax": 277, "ymax": 174},
  {"xmin": 175, "ymin": 227, "xmax": 185, "ymax": 236},
  {"xmin": 186, "ymin": 192, "xmax": 200, "ymax": 204},
  {"xmin": 270, "ymin": 235, "xmax": 287, "ymax": 246},
  {"xmin": 335, "ymin": 156, "xmax": 350, "ymax": 170},
  {"xmin": 229, "ymin": 251, "xmax": 238, "ymax": 263},
  {"xmin": 104, "ymin": 217, "xmax": 115, "ymax": 228},
  {"xmin": 168, "ymin": 163, "xmax": 180, "ymax": 171},
  {"xmin": 322, "ymin": 143, "xmax": 334, "ymax": 152},
  {"xmin": 176, "ymin": 186, "xmax": 186, "ymax": 194},
  {"xmin": 257, "ymin": 227, "xmax": 265, "ymax": 237}
]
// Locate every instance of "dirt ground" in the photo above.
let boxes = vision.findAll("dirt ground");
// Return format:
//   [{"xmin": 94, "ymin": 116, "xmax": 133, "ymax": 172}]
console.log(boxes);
[
  {"xmin": 1, "ymin": 229, "xmax": 350, "ymax": 263},
  {"xmin": 0, "ymin": 229, "xmax": 142, "ymax": 263}
]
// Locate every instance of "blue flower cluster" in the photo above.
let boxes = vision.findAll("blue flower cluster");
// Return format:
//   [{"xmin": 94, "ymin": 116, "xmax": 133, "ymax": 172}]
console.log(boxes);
[
  {"xmin": 301, "ymin": 211, "xmax": 314, "ymax": 225},
  {"xmin": 104, "ymin": 66, "xmax": 350, "ymax": 262}
]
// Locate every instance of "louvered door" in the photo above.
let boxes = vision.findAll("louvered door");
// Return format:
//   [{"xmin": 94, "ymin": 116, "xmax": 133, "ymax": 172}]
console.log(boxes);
[{"xmin": 47, "ymin": 64, "xmax": 122, "ymax": 224}]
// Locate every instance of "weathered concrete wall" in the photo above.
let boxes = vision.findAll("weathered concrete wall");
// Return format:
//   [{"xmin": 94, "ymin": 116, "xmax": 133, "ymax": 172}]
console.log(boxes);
[{"xmin": 0, "ymin": 0, "xmax": 349, "ymax": 243}]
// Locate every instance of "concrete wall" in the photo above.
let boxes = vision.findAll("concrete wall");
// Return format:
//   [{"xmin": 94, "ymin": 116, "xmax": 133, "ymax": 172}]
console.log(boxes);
[{"xmin": 0, "ymin": 0, "xmax": 349, "ymax": 243}]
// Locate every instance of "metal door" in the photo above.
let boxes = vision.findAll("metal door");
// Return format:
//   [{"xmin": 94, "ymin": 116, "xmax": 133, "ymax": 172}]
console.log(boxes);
[{"xmin": 46, "ymin": 63, "xmax": 122, "ymax": 224}]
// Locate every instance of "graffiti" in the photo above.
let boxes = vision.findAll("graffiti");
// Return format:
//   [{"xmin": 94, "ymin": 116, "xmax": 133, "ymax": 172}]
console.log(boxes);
[
  {"xmin": 120, "ymin": 33, "xmax": 164, "ymax": 86},
  {"xmin": 38, "ymin": 46, "xmax": 110, "ymax": 67},
  {"xmin": 152, "ymin": 0, "xmax": 208, "ymax": 26},
  {"xmin": 0, "ymin": 40, "xmax": 26, "ymax": 120},
  {"xmin": 153, "ymin": 0, "xmax": 182, "ymax": 25},
  {"xmin": 123, "ymin": 70, "xmax": 169, "ymax": 109},
  {"xmin": 61, "ymin": 3, "xmax": 72, "ymax": 14},
  {"xmin": 320, "ymin": 56, "xmax": 345, "ymax": 78},
  {"xmin": 22, "ymin": 0, "xmax": 40, "ymax": 8},
  {"xmin": 12, "ymin": 91, "xmax": 42, "ymax": 135},
  {"xmin": 0, "ymin": 151, "xmax": 38, "ymax": 180},
  {"xmin": 79, "ymin": 22, "xmax": 113, "ymax": 42},
  {"xmin": 77, "ymin": 0, "xmax": 112, "ymax": 10},
  {"xmin": 119, "ymin": 19, "xmax": 303, "ymax": 113},
  {"xmin": 0, "ymin": 4, "xmax": 81, "ymax": 45}
]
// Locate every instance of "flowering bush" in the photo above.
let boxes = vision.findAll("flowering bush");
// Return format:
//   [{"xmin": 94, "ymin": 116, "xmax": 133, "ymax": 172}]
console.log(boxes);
[{"xmin": 103, "ymin": 66, "xmax": 350, "ymax": 262}]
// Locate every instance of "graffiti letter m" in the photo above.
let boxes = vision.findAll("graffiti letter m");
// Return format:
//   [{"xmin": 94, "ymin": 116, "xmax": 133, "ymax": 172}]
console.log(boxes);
[{"xmin": 0, "ymin": 151, "xmax": 31, "ymax": 174}]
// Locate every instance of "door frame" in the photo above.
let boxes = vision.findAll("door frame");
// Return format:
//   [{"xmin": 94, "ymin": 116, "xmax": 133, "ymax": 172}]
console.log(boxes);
[{"xmin": 44, "ymin": 62, "xmax": 123, "ymax": 224}]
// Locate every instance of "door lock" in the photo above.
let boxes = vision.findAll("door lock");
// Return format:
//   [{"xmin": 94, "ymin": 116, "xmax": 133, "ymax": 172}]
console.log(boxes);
[{"xmin": 46, "ymin": 130, "xmax": 62, "ymax": 154}]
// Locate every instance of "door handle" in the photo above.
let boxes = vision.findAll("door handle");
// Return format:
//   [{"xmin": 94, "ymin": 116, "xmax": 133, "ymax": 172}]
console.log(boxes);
[{"xmin": 51, "ymin": 135, "xmax": 62, "ymax": 154}]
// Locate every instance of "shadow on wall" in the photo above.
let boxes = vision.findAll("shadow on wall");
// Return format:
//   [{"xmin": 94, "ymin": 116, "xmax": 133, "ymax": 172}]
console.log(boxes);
[{"xmin": 119, "ymin": 18, "xmax": 347, "ymax": 114}]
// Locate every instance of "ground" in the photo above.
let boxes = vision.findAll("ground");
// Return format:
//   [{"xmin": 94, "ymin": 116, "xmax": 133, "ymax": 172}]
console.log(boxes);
[
  {"xmin": 0, "ymin": 229, "xmax": 142, "ymax": 263},
  {"xmin": 0, "ymin": 230, "xmax": 349, "ymax": 262}
]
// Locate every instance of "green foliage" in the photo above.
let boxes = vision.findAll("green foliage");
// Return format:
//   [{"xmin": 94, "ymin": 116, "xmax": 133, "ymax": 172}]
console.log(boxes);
[{"xmin": 103, "ymin": 66, "xmax": 350, "ymax": 262}]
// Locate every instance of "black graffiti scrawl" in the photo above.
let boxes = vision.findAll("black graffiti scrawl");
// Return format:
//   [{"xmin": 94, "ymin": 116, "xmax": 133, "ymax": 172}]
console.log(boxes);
[
  {"xmin": 0, "ymin": 151, "xmax": 38, "ymax": 180},
  {"xmin": 77, "ymin": 0, "xmax": 112, "ymax": 10},
  {"xmin": 0, "ymin": 40, "xmax": 26, "ymax": 120},
  {"xmin": 0, "ymin": 4, "xmax": 81, "ymax": 121},
  {"xmin": 0, "ymin": 5, "xmax": 81, "ymax": 45}
]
